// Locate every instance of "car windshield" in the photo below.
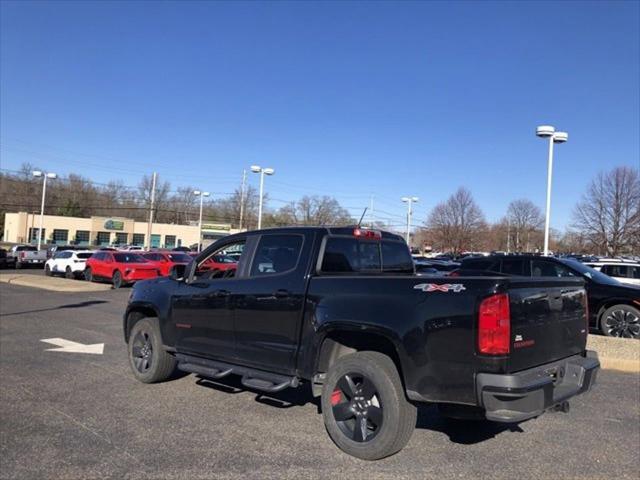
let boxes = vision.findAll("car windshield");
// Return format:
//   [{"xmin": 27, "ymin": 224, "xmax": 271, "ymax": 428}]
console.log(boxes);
[
  {"xmin": 167, "ymin": 253, "xmax": 191, "ymax": 262},
  {"xmin": 113, "ymin": 253, "xmax": 147, "ymax": 263},
  {"xmin": 560, "ymin": 259, "xmax": 622, "ymax": 285}
]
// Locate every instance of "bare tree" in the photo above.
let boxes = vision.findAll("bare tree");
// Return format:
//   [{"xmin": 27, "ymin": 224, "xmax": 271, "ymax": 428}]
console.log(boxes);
[
  {"xmin": 271, "ymin": 195, "xmax": 353, "ymax": 226},
  {"xmin": 506, "ymin": 199, "xmax": 544, "ymax": 251},
  {"xmin": 425, "ymin": 187, "xmax": 487, "ymax": 254},
  {"xmin": 572, "ymin": 166, "xmax": 640, "ymax": 256}
]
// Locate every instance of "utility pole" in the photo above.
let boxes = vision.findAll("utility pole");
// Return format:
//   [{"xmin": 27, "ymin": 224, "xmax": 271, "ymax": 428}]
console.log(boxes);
[
  {"xmin": 369, "ymin": 195, "xmax": 375, "ymax": 228},
  {"xmin": 239, "ymin": 169, "xmax": 247, "ymax": 231},
  {"xmin": 146, "ymin": 172, "xmax": 157, "ymax": 250},
  {"xmin": 507, "ymin": 218, "xmax": 511, "ymax": 253}
]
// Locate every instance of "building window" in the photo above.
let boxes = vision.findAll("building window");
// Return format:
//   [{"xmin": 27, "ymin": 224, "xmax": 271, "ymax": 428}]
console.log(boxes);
[
  {"xmin": 115, "ymin": 232, "xmax": 128, "ymax": 245},
  {"xmin": 52, "ymin": 229, "xmax": 69, "ymax": 245},
  {"xmin": 132, "ymin": 233, "xmax": 145, "ymax": 246},
  {"xmin": 75, "ymin": 230, "xmax": 90, "ymax": 245},
  {"xmin": 151, "ymin": 234, "xmax": 161, "ymax": 248},
  {"xmin": 96, "ymin": 231, "xmax": 111, "ymax": 246},
  {"xmin": 29, "ymin": 228, "xmax": 45, "ymax": 244},
  {"xmin": 165, "ymin": 235, "xmax": 176, "ymax": 248}
]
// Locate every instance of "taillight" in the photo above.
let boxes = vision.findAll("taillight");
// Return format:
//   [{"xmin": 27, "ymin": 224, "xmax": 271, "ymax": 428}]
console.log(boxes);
[
  {"xmin": 20, "ymin": 252, "xmax": 26, "ymax": 259},
  {"xmin": 449, "ymin": 270, "xmax": 460, "ymax": 277},
  {"xmin": 478, "ymin": 293, "xmax": 510, "ymax": 355},
  {"xmin": 353, "ymin": 228, "xmax": 381, "ymax": 240}
]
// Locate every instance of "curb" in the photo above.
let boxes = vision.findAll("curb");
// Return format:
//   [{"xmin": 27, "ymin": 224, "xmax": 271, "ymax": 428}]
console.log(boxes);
[
  {"xmin": 587, "ymin": 335, "xmax": 639, "ymax": 373},
  {"xmin": 0, "ymin": 274, "xmax": 112, "ymax": 292}
]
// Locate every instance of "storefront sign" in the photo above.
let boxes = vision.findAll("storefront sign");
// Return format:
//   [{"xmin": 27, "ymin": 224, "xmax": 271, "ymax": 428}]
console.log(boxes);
[{"xmin": 104, "ymin": 219, "xmax": 125, "ymax": 231}]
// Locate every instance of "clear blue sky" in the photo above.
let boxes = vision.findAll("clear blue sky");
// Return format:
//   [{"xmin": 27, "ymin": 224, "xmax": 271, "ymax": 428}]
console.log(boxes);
[{"xmin": 1, "ymin": 0, "xmax": 639, "ymax": 230}]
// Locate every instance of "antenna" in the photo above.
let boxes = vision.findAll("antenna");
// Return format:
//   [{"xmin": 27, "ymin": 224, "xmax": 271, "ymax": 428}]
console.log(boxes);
[{"xmin": 357, "ymin": 207, "xmax": 368, "ymax": 227}]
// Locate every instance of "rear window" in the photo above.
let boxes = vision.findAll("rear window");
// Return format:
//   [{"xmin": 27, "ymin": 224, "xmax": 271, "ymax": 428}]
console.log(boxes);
[
  {"xmin": 76, "ymin": 253, "xmax": 92, "ymax": 259},
  {"xmin": 113, "ymin": 253, "xmax": 146, "ymax": 263},
  {"xmin": 17, "ymin": 246, "xmax": 37, "ymax": 251},
  {"xmin": 321, "ymin": 237, "xmax": 413, "ymax": 274},
  {"xmin": 462, "ymin": 259, "xmax": 498, "ymax": 271},
  {"xmin": 501, "ymin": 258, "xmax": 525, "ymax": 276}
]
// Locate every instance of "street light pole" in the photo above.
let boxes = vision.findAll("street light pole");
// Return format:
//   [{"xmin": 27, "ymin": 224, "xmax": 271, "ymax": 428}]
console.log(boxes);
[
  {"xmin": 536, "ymin": 125, "xmax": 568, "ymax": 256},
  {"xmin": 32, "ymin": 171, "xmax": 57, "ymax": 250},
  {"xmin": 193, "ymin": 190, "xmax": 210, "ymax": 252},
  {"xmin": 251, "ymin": 165, "xmax": 275, "ymax": 230},
  {"xmin": 401, "ymin": 196, "xmax": 419, "ymax": 245}
]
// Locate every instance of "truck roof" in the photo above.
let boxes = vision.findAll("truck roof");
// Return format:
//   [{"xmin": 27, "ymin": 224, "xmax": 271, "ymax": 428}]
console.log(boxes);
[{"xmin": 234, "ymin": 225, "xmax": 405, "ymax": 242}]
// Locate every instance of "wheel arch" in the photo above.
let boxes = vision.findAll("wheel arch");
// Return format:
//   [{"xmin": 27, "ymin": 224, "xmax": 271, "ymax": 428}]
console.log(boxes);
[
  {"xmin": 596, "ymin": 299, "xmax": 640, "ymax": 323},
  {"xmin": 124, "ymin": 304, "xmax": 161, "ymax": 343},
  {"xmin": 313, "ymin": 326, "xmax": 408, "ymax": 397}
]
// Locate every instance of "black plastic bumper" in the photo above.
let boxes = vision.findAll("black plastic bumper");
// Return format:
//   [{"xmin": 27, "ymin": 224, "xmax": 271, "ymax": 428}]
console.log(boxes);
[{"xmin": 476, "ymin": 351, "xmax": 600, "ymax": 423}]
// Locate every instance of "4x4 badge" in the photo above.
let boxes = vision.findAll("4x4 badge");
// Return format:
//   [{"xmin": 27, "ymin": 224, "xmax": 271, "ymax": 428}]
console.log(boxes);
[{"xmin": 414, "ymin": 283, "xmax": 466, "ymax": 293}]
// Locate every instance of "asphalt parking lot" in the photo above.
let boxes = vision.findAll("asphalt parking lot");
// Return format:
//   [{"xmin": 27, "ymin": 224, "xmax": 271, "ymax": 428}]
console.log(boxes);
[{"xmin": 1, "ymin": 273, "xmax": 639, "ymax": 479}]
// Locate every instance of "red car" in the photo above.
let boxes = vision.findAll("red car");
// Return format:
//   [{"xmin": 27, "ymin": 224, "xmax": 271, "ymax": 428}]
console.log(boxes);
[
  {"xmin": 85, "ymin": 251, "xmax": 159, "ymax": 288},
  {"xmin": 141, "ymin": 251, "xmax": 192, "ymax": 276},
  {"xmin": 190, "ymin": 252, "xmax": 238, "ymax": 272}
]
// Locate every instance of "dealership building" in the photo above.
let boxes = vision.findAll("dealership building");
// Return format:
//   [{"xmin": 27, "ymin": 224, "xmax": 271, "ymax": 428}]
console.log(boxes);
[{"xmin": 2, "ymin": 212, "xmax": 237, "ymax": 249}]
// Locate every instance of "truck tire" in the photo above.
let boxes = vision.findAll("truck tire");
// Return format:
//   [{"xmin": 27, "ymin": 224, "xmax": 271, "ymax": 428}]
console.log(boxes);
[
  {"xmin": 127, "ymin": 317, "xmax": 177, "ymax": 383},
  {"xmin": 15, "ymin": 261, "xmax": 22, "ymax": 270},
  {"xmin": 112, "ymin": 270, "xmax": 123, "ymax": 289},
  {"xmin": 601, "ymin": 304, "xmax": 640, "ymax": 339},
  {"xmin": 321, "ymin": 351, "xmax": 417, "ymax": 460}
]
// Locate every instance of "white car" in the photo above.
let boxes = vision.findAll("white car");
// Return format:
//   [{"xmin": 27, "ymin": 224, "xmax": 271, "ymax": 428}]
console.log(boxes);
[
  {"xmin": 44, "ymin": 250, "xmax": 94, "ymax": 279},
  {"xmin": 585, "ymin": 261, "xmax": 640, "ymax": 287},
  {"xmin": 119, "ymin": 245, "xmax": 144, "ymax": 251}
]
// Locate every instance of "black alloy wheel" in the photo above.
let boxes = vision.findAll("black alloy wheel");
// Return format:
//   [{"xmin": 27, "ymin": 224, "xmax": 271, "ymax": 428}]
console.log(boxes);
[
  {"xmin": 331, "ymin": 373, "xmax": 383, "ymax": 443},
  {"xmin": 602, "ymin": 305, "xmax": 640, "ymax": 339},
  {"xmin": 131, "ymin": 329, "xmax": 153, "ymax": 374}
]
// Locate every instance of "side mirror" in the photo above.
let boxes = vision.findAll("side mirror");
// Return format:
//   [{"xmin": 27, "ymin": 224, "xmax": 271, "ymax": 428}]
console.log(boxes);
[{"xmin": 170, "ymin": 264, "xmax": 188, "ymax": 281}]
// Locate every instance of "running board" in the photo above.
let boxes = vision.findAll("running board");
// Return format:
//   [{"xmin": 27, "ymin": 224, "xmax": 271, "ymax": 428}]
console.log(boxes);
[{"xmin": 175, "ymin": 353, "xmax": 299, "ymax": 393}]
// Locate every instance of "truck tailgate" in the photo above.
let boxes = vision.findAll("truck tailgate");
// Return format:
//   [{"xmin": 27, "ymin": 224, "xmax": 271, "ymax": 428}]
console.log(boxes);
[{"xmin": 506, "ymin": 278, "xmax": 588, "ymax": 373}]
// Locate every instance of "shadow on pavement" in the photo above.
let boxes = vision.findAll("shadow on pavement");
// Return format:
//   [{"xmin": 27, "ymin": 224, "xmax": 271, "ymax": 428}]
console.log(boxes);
[
  {"xmin": 194, "ymin": 374, "xmax": 523, "ymax": 444},
  {"xmin": 0, "ymin": 300, "xmax": 109, "ymax": 317}
]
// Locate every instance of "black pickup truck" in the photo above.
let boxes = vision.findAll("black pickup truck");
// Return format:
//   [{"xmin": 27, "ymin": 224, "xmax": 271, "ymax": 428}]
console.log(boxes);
[{"xmin": 124, "ymin": 226, "xmax": 599, "ymax": 460}]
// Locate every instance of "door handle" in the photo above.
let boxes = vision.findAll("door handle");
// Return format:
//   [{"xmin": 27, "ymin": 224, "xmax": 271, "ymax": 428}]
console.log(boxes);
[
  {"xmin": 274, "ymin": 289, "xmax": 291, "ymax": 299},
  {"xmin": 215, "ymin": 289, "xmax": 230, "ymax": 298}
]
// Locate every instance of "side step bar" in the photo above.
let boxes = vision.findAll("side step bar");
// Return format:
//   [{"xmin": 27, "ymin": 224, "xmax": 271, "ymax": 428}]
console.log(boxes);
[{"xmin": 176, "ymin": 353, "xmax": 299, "ymax": 393}]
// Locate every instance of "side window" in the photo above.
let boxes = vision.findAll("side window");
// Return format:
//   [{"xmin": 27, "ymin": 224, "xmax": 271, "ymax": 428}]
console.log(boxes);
[
  {"xmin": 195, "ymin": 239, "xmax": 245, "ymax": 280},
  {"xmin": 531, "ymin": 260, "xmax": 575, "ymax": 278},
  {"xmin": 250, "ymin": 235, "xmax": 303, "ymax": 276},
  {"xmin": 93, "ymin": 252, "xmax": 103, "ymax": 261},
  {"xmin": 381, "ymin": 241, "xmax": 413, "ymax": 272},
  {"xmin": 501, "ymin": 259, "xmax": 524, "ymax": 276},
  {"xmin": 632, "ymin": 267, "xmax": 640, "ymax": 279},
  {"xmin": 320, "ymin": 237, "xmax": 382, "ymax": 273},
  {"xmin": 145, "ymin": 253, "xmax": 163, "ymax": 261}
]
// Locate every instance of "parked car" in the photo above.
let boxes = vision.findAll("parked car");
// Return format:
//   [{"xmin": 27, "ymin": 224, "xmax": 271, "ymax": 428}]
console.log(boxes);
[
  {"xmin": 119, "ymin": 245, "xmax": 144, "ymax": 251},
  {"xmin": 46, "ymin": 244, "xmax": 89, "ymax": 259},
  {"xmin": 585, "ymin": 261, "xmax": 640, "ymax": 287},
  {"xmin": 189, "ymin": 252, "xmax": 238, "ymax": 272},
  {"xmin": 85, "ymin": 251, "xmax": 159, "ymax": 288},
  {"xmin": 0, "ymin": 248, "xmax": 8, "ymax": 269},
  {"xmin": 44, "ymin": 250, "xmax": 94, "ymax": 279},
  {"xmin": 459, "ymin": 255, "xmax": 640, "ymax": 339},
  {"xmin": 414, "ymin": 259, "xmax": 460, "ymax": 277},
  {"xmin": 141, "ymin": 251, "xmax": 192, "ymax": 276},
  {"xmin": 6, "ymin": 245, "xmax": 48, "ymax": 269},
  {"xmin": 123, "ymin": 226, "xmax": 599, "ymax": 460}
]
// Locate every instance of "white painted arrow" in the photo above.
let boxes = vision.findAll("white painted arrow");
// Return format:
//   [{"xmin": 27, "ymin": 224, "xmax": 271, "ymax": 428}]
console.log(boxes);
[{"xmin": 40, "ymin": 338, "xmax": 104, "ymax": 355}]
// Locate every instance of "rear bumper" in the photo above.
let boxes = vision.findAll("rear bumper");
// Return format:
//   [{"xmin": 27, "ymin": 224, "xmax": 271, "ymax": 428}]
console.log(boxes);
[{"xmin": 476, "ymin": 351, "xmax": 600, "ymax": 423}]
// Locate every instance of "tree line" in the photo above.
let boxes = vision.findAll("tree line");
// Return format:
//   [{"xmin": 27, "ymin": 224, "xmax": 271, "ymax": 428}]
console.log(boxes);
[
  {"xmin": 0, "ymin": 163, "xmax": 354, "ymax": 234},
  {"xmin": 1, "ymin": 163, "xmax": 638, "ymax": 255},
  {"xmin": 417, "ymin": 166, "xmax": 639, "ymax": 256}
]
